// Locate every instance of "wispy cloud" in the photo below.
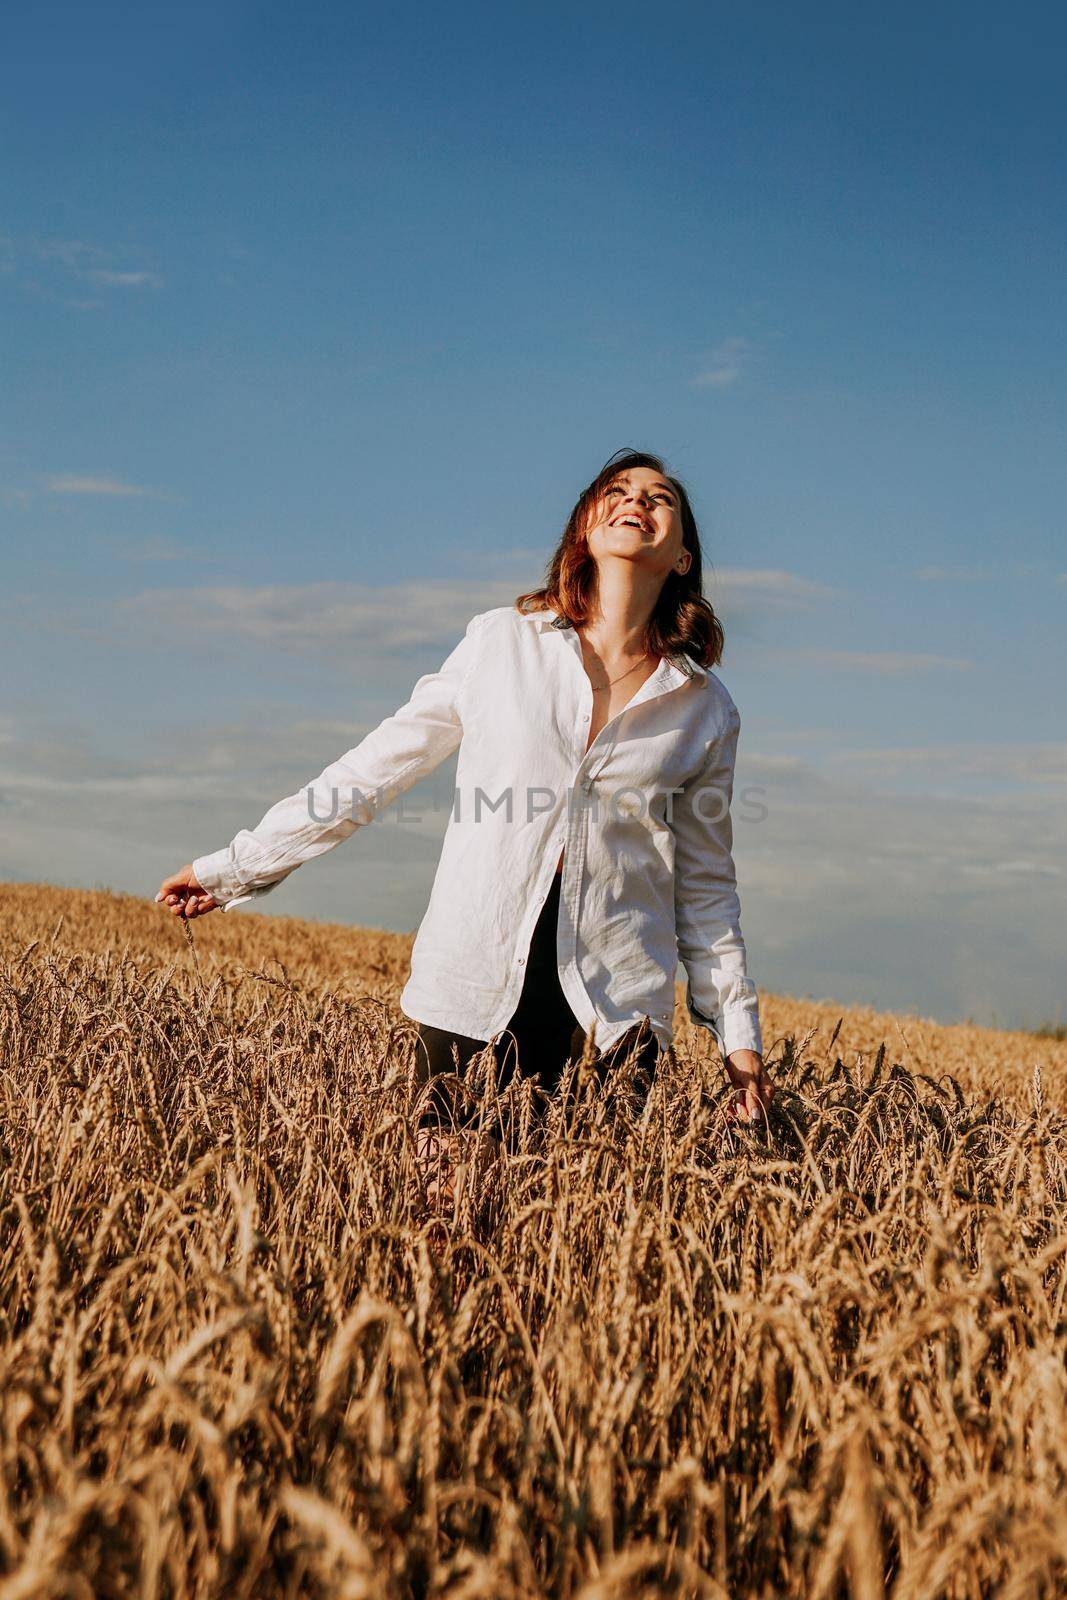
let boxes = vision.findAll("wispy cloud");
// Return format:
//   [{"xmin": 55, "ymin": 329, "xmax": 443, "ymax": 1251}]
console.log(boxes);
[
  {"xmin": 919, "ymin": 562, "xmax": 1047, "ymax": 582},
  {"xmin": 36, "ymin": 238, "xmax": 108, "ymax": 268},
  {"xmin": 111, "ymin": 535, "xmax": 199, "ymax": 562},
  {"xmin": 47, "ymin": 474, "xmax": 151, "ymax": 498},
  {"xmin": 916, "ymin": 564, "xmax": 994, "ymax": 582},
  {"xmin": 777, "ymin": 647, "xmax": 974, "ymax": 675},
  {"xmin": 710, "ymin": 567, "xmax": 836, "ymax": 610},
  {"xmin": 105, "ymin": 579, "xmax": 523, "ymax": 655},
  {"xmin": 451, "ymin": 543, "xmax": 548, "ymax": 579},
  {"xmin": 108, "ymin": 569, "xmax": 835, "ymax": 649},
  {"xmin": 31, "ymin": 567, "xmax": 839, "ymax": 656},
  {"xmin": 86, "ymin": 269, "xmax": 164, "ymax": 289},
  {"xmin": 4, "ymin": 707, "xmax": 1065, "ymax": 1031},
  {"xmin": 3, "ymin": 236, "xmax": 165, "ymax": 306},
  {"xmin": 830, "ymin": 741, "xmax": 1067, "ymax": 787},
  {"xmin": 989, "ymin": 860, "xmax": 1062, "ymax": 878},
  {"xmin": 692, "ymin": 336, "xmax": 750, "ymax": 390}
]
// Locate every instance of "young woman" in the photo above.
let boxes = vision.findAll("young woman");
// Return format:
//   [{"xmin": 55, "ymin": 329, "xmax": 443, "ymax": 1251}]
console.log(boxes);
[{"xmin": 156, "ymin": 449, "xmax": 773, "ymax": 1185}]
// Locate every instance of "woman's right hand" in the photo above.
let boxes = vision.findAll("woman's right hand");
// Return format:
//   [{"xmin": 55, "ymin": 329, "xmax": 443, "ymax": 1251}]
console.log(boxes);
[
  {"xmin": 155, "ymin": 865, "xmax": 218, "ymax": 919},
  {"xmin": 723, "ymin": 1049, "xmax": 774, "ymax": 1123}
]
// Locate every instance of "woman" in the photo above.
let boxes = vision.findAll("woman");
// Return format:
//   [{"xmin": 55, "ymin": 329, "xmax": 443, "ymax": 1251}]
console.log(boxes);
[{"xmin": 157, "ymin": 449, "xmax": 773, "ymax": 1187}]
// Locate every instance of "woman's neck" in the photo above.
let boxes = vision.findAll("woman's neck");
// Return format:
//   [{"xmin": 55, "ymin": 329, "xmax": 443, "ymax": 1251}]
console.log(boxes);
[{"xmin": 579, "ymin": 567, "xmax": 662, "ymax": 661}]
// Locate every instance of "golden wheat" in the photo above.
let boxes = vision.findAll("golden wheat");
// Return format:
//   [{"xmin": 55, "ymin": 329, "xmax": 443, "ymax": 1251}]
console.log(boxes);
[{"xmin": 0, "ymin": 880, "xmax": 1064, "ymax": 1598}]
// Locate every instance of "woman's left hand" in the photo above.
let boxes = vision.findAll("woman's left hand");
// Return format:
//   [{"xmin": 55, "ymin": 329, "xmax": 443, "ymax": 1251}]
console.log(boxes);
[{"xmin": 724, "ymin": 1049, "xmax": 773, "ymax": 1123}]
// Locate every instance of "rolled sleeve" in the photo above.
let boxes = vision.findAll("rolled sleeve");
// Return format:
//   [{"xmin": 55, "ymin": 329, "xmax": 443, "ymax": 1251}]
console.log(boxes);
[{"xmin": 671, "ymin": 701, "xmax": 763, "ymax": 1058}]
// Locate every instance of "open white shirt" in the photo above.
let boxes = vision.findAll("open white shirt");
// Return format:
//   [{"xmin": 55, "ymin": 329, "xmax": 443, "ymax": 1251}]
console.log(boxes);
[{"xmin": 192, "ymin": 603, "xmax": 763, "ymax": 1058}]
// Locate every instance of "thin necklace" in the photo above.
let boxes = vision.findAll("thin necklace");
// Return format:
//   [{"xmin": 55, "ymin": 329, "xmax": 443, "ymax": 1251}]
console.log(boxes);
[{"xmin": 589, "ymin": 651, "xmax": 654, "ymax": 691}]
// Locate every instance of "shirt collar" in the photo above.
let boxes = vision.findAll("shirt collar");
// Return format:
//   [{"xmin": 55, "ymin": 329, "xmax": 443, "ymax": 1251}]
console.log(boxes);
[{"xmin": 525, "ymin": 606, "xmax": 707, "ymax": 682}]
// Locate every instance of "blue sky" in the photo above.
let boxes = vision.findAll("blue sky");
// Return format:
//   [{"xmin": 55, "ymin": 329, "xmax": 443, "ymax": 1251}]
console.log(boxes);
[{"xmin": 3, "ymin": 1, "xmax": 1064, "ymax": 1032}]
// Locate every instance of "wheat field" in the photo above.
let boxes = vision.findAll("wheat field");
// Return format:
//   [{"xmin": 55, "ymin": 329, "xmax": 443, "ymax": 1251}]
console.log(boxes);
[{"xmin": 1, "ymin": 880, "xmax": 1065, "ymax": 1599}]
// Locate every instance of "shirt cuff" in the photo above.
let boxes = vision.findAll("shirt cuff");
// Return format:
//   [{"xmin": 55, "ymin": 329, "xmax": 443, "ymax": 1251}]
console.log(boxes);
[
  {"xmin": 192, "ymin": 849, "xmax": 258, "ymax": 913},
  {"xmin": 719, "ymin": 1006, "xmax": 763, "ymax": 1059},
  {"xmin": 685, "ymin": 985, "xmax": 764, "ymax": 1058}
]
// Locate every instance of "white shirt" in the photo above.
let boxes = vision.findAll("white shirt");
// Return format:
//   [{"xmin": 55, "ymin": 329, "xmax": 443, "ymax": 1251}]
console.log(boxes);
[{"xmin": 192, "ymin": 603, "xmax": 763, "ymax": 1058}]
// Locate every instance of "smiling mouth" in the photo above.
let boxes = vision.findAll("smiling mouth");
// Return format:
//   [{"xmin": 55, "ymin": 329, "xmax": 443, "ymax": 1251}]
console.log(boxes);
[{"xmin": 612, "ymin": 515, "xmax": 652, "ymax": 533}]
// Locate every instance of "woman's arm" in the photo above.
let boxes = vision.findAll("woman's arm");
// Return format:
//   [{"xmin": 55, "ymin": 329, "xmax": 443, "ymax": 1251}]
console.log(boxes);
[
  {"xmin": 671, "ymin": 699, "xmax": 772, "ymax": 1117},
  {"xmin": 164, "ymin": 611, "xmax": 487, "ymax": 916}
]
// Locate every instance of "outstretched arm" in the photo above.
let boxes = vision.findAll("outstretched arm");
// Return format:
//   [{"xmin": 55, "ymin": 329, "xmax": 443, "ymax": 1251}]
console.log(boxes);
[{"xmin": 156, "ymin": 611, "xmax": 487, "ymax": 919}]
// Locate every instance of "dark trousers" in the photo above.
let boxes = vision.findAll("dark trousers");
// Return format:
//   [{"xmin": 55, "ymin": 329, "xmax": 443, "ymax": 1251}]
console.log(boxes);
[{"xmin": 411, "ymin": 870, "xmax": 662, "ymax": 1130}]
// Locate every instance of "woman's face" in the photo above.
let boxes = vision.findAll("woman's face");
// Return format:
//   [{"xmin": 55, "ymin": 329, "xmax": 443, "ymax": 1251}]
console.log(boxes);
[{"xmin": 584, "ymin": 466, "xmax": 690, "ymax": 580}]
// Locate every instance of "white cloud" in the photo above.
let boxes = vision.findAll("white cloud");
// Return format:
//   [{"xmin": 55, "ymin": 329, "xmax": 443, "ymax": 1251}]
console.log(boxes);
[
  {"xmin": 0, "ymin": 705, "xmax": 459, "ymax": 931},
  {"xmin": 738, "ymin": 752, "xmax": 812, "ymax": 777},
  {"xmin": 692, "ymin": 336, "xmax": 750, "ymax": 390},
  {"xmin": 31, "ymin": 566, "xmax": 839, "ymax": 663},
  {"xmin": 733, "ymin": 776, "xmax": 1067, "ymax": 1025},
  {"xmin": 451, "ymin": 543, "xmax": 548, "ymax": 579},
  {"xmin": 3, "ymin": 699, "xmax": 1065, "ymax": 1032},
  {"xmin": 920, "ymin": 562, "xmax": 1050, "ymax": 583},
  {"xmin": 830, "ymin": 741, "xmax": 1067, "ymax": 788},
  {"xmin": 97, "ymin": 568, "xmax": 835, "ymax": 654},
  {"xmin": 87, "ymin": 269, "xmax": 163, "ymax": 289},
  {"xmin": 735, "ymin": 750, "xmax": 832, "ymax": 796},
  {"xmin": 36, "ymin": 238, "xmax": 107, "ymax": 268},
  {"xmin": 47, "ymin": 475, "xmax": 150, "ymax": 497},
  {"xmin": 710, "ymin": 567, "xmax": 836, "ymax": 610},
  {"xmin": 916, "ymin": 564, "xmax": 993, "ymax": 582},
  {"xmin": 991, "ymin": 860, "xmax": 1062, "ymax": 878},
  {"xmin": 4, "ymin": 237, "xmax": 165, "ymax": 303},
  {"xmin": 776, "ymin": 647, "xmax": 974, "ymax": 675},
  {"xmin": 112, "ymin": 535, "xmax": 198, "ymax": 562},
  {"xmin": 105, "ymin": 578, "xmax": 526, "ymax": 654},
  {"xmin": 0, "ymin": 768, "xmax": 223, "ymax": 799}
]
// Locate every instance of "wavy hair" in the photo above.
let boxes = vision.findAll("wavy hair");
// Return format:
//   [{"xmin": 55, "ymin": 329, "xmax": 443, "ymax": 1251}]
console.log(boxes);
[{"xmin": 513, "ymin": 448, "xmax": 725, "ymax": 668}]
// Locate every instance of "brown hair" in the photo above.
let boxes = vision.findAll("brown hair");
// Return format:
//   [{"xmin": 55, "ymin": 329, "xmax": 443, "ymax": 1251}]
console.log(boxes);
[{"xmin": 513, "ymin": 448, "xmax": 725, "ymax": 668}]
